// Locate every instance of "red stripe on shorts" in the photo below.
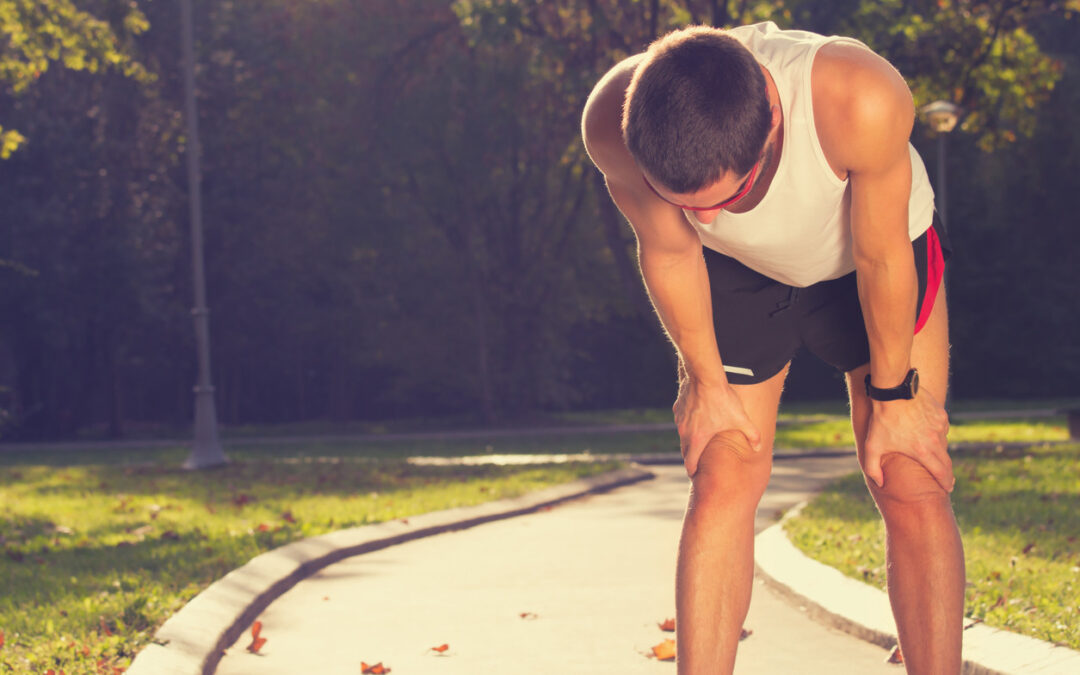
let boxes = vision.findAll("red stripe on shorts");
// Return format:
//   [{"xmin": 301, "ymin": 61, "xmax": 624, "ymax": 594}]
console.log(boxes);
[{"xmin": 914, "ymin": 225, "xmax": 944, "ymax": 335}]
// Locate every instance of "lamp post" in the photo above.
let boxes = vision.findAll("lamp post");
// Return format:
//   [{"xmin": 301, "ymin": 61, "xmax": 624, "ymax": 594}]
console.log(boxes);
[
  {"xmin": 180, "ymin": 0, "xmax": 227, "ymax": 470},
  {"xmin": 920, "ymin": 100, "xmax": 963, "ymax": 227}
]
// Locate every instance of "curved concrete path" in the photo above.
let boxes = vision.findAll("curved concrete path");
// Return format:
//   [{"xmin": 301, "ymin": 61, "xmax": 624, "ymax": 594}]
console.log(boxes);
[{"xmin": 214, "ymin": 455, "xmax": 905, "ymax": 674}]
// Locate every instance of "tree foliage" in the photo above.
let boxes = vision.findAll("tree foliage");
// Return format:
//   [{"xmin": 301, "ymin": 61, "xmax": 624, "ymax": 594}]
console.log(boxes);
[
  {"xmin": 0, "ymin": 0, "xmax": 149, "ymax": 156},
  {"xmin": 0, "ymin": 0, "xmax": 1076, "ymax": 440}
]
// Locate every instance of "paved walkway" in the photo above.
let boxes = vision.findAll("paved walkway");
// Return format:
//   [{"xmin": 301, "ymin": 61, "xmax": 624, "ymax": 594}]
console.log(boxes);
[{"xmin": 215, "ymin": 455, "xmax": 905, "ymax": 674}]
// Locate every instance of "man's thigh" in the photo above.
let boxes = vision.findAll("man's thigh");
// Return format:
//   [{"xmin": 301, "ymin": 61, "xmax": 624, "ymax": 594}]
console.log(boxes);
[
  {"xmin": 729, "ymin": 360, "xmax": 791, "ymax": 457},
  {"xmin": 845, "ymin": 276, "xmax": 950, "ymax": 458}
]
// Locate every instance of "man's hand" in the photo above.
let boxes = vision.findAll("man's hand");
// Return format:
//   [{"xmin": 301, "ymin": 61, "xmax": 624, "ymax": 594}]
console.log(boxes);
[
  {"xmin": 674, "ymin": 366, "xmax": 762, "ymax": 477},
  {"xmin": 863, "ymin": 389, "xmax": 953, "ymax": 492}
]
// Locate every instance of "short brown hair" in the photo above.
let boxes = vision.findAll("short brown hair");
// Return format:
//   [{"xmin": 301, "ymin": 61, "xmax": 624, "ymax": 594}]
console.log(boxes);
[{"xmin": 622, "ymin": 26, "xmax": 771, "ymax": 194}]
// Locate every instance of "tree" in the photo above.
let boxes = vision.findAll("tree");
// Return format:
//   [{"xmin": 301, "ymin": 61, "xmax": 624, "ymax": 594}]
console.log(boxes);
[{"xmin": 0, "ymin": 0, "xmax": 149, "ymax": 156}]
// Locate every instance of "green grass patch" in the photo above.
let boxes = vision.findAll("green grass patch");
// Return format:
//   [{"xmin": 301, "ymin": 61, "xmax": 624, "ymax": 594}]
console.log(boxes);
[
  {"xmin": 0, "ymin": 447, "xmax": 624, "ymax": 673},
  {"xmin": 782, "ymin": 442, "xmax": 1080, "ymax": 649},
  {"xmin": 774, "ymin": 416, "xmax": 1069, "ymax": 449}
]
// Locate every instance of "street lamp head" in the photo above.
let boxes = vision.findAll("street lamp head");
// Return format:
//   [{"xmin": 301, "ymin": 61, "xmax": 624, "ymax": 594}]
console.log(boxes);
[{"xmin": 920, "ymin": 100, "xmax": 963, "ymax": 134}]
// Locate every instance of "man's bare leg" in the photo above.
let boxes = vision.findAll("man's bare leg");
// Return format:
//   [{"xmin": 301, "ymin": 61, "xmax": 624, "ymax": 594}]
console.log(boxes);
[
  {"xmin": 675, "ymin": 363, "xmax": 789, "ymax": 675},
  {"xmin": 846, "ymin": 280, "xmax": 966, "ymax": 674}
]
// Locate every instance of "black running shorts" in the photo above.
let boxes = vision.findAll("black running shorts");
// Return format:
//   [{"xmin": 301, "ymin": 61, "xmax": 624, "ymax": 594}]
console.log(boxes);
[{"xmin": 703, "ymin": 214, "xmax": 953, "ymax": 385}]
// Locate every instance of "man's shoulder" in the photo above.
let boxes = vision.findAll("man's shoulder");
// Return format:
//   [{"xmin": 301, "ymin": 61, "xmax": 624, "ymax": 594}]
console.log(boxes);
[
  {"xmin": 811, "ymin": 40, "xmax": 915, "ymax": 174},
  {"xmin": 581, "ymin": 54, "xmax": 644, "ymax": 182}
]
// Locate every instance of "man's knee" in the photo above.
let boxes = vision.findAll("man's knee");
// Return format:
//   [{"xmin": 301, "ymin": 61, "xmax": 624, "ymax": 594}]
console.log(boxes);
[
  {"xmin": 868, "ymin": 452, "xmax": 950, "ymax": 514},
  {"xmin": 690, "ymin": 431, "xmax": 772, "ymax": 509}
]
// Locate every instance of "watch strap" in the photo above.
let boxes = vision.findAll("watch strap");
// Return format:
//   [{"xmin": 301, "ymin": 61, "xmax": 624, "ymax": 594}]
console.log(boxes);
[{"xmin": 864, "ymin": 368, "xmax": 918, "ymax": 401}]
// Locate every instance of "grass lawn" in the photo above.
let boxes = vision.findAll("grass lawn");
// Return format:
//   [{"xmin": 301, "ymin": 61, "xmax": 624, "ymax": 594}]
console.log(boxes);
[
  {"xmin": 0, "ymin": 443, "xmax": 625, "ymax": 674},
  {"xmin": 774, "ymin": 416, "xmax": 1070, "ymax": 449},
  {"xmin": 782, "ymin": 441, "xmax": 1080, "ymax": 650}
]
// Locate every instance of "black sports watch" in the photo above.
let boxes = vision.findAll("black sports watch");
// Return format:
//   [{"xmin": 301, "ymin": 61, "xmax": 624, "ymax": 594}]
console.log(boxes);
[{"xmin": 864, "ymin": 368, "xmax": 919, "ymax": 401}]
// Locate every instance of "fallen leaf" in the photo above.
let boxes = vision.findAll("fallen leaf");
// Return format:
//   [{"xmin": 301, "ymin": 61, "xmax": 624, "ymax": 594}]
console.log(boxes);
[
  {"xmin": 519, "ymin": 612, "xmax": 538, "ymax": 620},
  {"xmin": 281, "ymin": 511, "xmax": 296, "ymax": 524},
  {"xmin": 361, "ymin": 661, "xmax": 391, "ymax": 673},
  {"xmin": 256, "ymin": 523, "xmax": 272, "ymax": 533},
  {"xmin": 431, "ymin": 643, "xmax": 450, "ymax": 653},
  {"xmin": 100, "ymin": 617, "xmax": 113, "ymax": 637},
  {"xmin": 740, "ymin": 628, "xmax": 753, "ymax": 641},
  {"xmin": 964, "ymin": 618, "xmax": 984, "ymax": 630},
  {"xmin": 400, "ymin": 518, "xmax": 409, "ymax": 525},
  {"xmin": 991, "ymin": 594, "xmax": 1007, "ymax": 610},
  {"xmin": 658, "ymin": 618, "xmax": 675, "ymax": 632},
  {"xmin": 1022, "ymin": 542, "xmax": 1035, "ymax": 555},
  {"xmin": 886, "ymin": 645, "xmax": 903, "ymax": 664},
  {"xmin": 651, "ymin": 638, "xmax": 676, "ymax": 661},
  {"xmin": 247, "ymin": 620, "xmax": 267, "ymax": 653}
]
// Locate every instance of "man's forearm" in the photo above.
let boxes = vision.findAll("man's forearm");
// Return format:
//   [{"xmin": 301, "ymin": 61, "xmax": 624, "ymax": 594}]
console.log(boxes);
[
  {"xmin": 638, "ymin": 245, "xmax": 728, "ymax": 386},
  {"xmin": 854, "ymin": 250, "xmax": 918, "ymax": 387}
]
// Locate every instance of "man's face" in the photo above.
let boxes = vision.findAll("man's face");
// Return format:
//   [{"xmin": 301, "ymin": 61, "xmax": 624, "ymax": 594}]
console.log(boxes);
[{"xmin": 644, "ymin": 136, "xmax": 773, "ymax": 224}]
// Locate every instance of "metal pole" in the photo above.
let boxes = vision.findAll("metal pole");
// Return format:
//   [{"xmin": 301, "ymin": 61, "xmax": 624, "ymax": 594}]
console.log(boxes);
[{"xmin": 181, "ymin": 0, "xmax": 227, "ymax": 470}]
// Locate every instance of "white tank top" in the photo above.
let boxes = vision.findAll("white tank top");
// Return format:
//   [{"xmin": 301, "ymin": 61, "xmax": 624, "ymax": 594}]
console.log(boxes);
[{"xmin": 687, "ymin": 22, "xmax": 936, "ymax": 288}]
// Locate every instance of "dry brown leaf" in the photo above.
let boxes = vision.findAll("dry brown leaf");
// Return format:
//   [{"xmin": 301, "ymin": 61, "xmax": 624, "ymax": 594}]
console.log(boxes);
[
  {"xmin": 361, "ymin": 661, "xmax": 391, "ymax": 673},
  {"xmin": 247, "ymin": 620, "xmax": 267, "ymax": 653},
  {"xmin": 651, "ymin": 638, "xmax": 676, "ymax": 661},
  {"xmin": 519, "ymin": 612, "xmax": 538, "ymax": 620},
  {"xmin": 739, "ymin": 627, "xmax": 753, "ymax": 641},
  {"xmin": 658, "ymin": 618, "xmax": 675, "ymax": 632},
  {"xmin": 886, "ymin": 645, "xmax": 903, "ymax": 663},
  {"xmin": 431, "ymin": 643, "xmax": 450, "ymax": 653}
]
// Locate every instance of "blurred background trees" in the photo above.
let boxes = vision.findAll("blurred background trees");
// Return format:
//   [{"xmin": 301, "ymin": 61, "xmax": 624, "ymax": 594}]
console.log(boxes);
[{"xmin": 1, "ymin": 0, "xmax": 1077, "ymax": 439}]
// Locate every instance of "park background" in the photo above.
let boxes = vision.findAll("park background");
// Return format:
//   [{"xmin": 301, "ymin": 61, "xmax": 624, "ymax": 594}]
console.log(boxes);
[
  {"xmin": 1, "ymin": 0, "xmax": 1079, "ymax": 442},
  {"xmin": 2, "ymin": 2, "xmax": 1080, "ymax": 674}
]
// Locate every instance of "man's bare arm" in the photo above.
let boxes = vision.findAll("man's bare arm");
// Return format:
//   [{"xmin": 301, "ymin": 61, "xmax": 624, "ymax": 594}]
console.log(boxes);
[
  {"xmin": 815, "ymin": 42, "xmax": 953, "ymax": 491},
  {"xmin": 581, "ymin": 61, "xmax": 761, "ymax": 474}
]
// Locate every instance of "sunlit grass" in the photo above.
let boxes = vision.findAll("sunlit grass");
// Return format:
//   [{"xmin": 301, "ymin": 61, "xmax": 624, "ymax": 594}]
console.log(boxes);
[
  {"xmin": 783, "ymin": 442, "xmax": 1080, "ymax": 649},
  {"xmin": 0, "ymin": 451, "xmax": 623, "ymax": 673},
  {"xmin": 773, "ymin": 416, "xmax": 1069, "ymax": 449}
]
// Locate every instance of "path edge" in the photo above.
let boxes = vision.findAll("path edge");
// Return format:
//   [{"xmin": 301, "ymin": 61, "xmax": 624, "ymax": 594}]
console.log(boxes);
[
  {"xmin": 126, "ymin": 464, "xmax": 654, "ymax": 675},
  {"xmin": 755, "ymin": 500, "xmax": 1080, "ymax": 675}
]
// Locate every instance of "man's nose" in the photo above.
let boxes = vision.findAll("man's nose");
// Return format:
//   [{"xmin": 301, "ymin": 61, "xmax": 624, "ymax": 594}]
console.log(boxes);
[{"xmin": 692, "ymin": 208, "xmax": 722, "ymax": 224}]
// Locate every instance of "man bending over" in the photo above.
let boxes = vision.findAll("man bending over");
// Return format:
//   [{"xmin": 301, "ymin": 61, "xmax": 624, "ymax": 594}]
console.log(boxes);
[{"xmin": 581, "ymin": 22, "xmax": 964, "ymax": 674}]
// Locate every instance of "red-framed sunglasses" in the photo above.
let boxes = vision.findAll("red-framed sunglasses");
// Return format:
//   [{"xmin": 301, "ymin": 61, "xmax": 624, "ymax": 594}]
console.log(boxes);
[{"xmin": 642, "ymin": 157, "xmax": 761, "ymax": 212}]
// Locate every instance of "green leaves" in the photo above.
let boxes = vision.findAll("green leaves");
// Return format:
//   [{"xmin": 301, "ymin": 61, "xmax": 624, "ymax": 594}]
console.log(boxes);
[{"xmin": 0, "ymin": 0, "xmax": 150, "ymax": 155}]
